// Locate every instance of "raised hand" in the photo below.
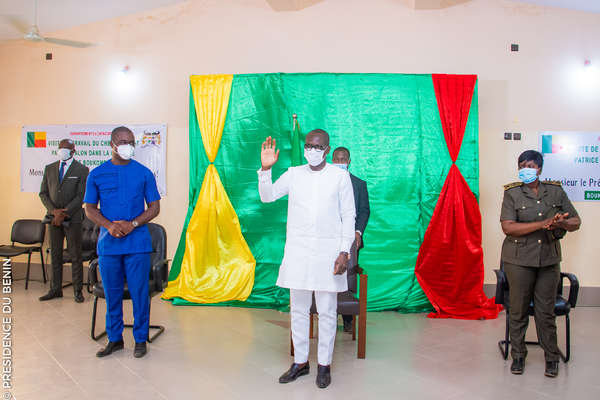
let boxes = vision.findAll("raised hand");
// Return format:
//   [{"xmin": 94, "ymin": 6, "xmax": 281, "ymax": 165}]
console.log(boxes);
[{"xmin": 261, "ymin": 136, "xmax": 279, "ymax": 170}]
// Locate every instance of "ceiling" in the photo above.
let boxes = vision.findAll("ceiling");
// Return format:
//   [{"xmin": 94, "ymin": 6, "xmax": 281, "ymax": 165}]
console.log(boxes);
[
  {"xmin": 0, "ymin": 0, "xmax": 598, "ymax": 41},
  {"xmin": 0, "ymin": 0, "xmax": 187, "ymax": 41},
  {"xmin": 515, "ymin": 0, "xmax": 600, "ymax": 13}
]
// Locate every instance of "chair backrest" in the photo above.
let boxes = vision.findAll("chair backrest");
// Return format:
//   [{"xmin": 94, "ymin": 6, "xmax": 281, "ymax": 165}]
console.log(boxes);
[
  {"xmin": 147, "ymin": 223, "xmax": 167, "ymax": 282},
  {"xmin": 496, "ymin": 260, "xmax": 570, "ymax": 307},
  {"xmin": 81, "ymin": 217, "xmax": 100, "ymax": 252},
  {"xmin": 11, "ymin": 219, "xmax": 45, "ymax": 245},
  {"xmin": 346, "ymin": 241, "xmax": 358, "ymax": 293}
]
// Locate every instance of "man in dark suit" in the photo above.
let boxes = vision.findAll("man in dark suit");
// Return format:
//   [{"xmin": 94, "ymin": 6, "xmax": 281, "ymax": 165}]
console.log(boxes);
[
  {"xmin": 332, "ymin": 147, "xmax": 370, "ymax": 333},
  {"xmin": 39, "ymin": 139, "xmax": 89, "ymax": 302}
]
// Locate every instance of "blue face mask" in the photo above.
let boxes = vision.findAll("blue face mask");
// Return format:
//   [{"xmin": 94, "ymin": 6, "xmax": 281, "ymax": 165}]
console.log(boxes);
[
  {"xmin": 332, "ymin": 163, "xmax": 348, "ymax": 170},
  {"xmin": 518, "ymin": 167, "xmax": 538, "ymax": 184}
]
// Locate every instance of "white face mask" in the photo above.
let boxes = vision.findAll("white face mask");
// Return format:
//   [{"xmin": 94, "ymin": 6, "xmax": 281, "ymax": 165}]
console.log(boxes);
[
  {"xmin": 57, "ymin": 148, "xmax": 72, "ymax": 161},
  {"xmin": 304, "ymin": 148, "xmax": 325, "ymax": 166},
  {"xmin": 114, "ymin": 144, "xmax": 135, "ymax": 160},
  {"xmin": 332, "ymin": 163, "xmax": 348, "ymax": 170}
]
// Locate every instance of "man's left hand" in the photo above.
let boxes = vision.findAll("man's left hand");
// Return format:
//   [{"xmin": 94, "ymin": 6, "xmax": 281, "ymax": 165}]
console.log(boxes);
[
  {"xmin": 333, "ymin": 252, "xmax": 349, "ymax": 275},
  {"xmin": 355, "ymin": 232, "xmax": 362, "ymax": 248},
  {"xmin": 113, "ymin": 220, "xmax": 135, "ymax": 236}
]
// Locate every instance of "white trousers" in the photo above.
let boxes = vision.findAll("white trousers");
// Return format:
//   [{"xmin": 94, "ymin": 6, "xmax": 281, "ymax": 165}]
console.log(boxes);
[{"xmin": 290, "ymin": 289, "xmax": 338, "ymax": 366}]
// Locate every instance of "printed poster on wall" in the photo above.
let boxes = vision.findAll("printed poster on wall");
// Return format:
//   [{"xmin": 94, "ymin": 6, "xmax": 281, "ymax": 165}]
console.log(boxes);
[
  {"xmin": 538, "ymin": 131, "xmax": 600, "ymax": 202},
  {"xmin": 21, "ymin": 124, "xmax": 167, "ymax": 196}
]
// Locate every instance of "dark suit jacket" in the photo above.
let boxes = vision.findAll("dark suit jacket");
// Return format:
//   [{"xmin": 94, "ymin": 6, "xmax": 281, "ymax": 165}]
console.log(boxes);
[
  {"xmin": 39, "ymin": 159, "xmax": 89, "ymax": 223},
  {"xmin": 350, "ymin": 173, "xmax": 370, "ymax": 249}
]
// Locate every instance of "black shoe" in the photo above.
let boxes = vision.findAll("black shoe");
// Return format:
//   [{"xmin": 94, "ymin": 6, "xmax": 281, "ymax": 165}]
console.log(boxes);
[
  {"xmin": 544, "ymin": 361, "xmax": 559, "ymax": 377},
  {"xmin": 343, "ymin": 319, "xmax": 353, "ymax": 333},
  {"xmin": 510, "ymin": 358, "xmax": 524, "ymax": 375},
  {"xmin": 39, "ymin": 291, "xmax": 63, "ymax": 301},
  {"xmin": 278, "ymin": 362, "xmax": 310, "ymax": 383},
  {"xmin": 134, "ymin": 342, "xmax": 147, "ymax": 358},
  {"xmin": 74, "ymin": 291, "xmax": 84, "ymax": 303},
  {"xmin": 316, "ymin": 364, "xmax": 331, "ymax": 388},
  {"xmin": 96, "ymin": 340, "xmax": 124, "ymax": 358}
]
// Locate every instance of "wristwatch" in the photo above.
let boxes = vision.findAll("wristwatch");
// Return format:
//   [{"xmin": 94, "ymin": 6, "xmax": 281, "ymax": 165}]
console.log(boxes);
[{"xmin": 131, "ymin": 220, "xmax": 139, "ymax": 228}]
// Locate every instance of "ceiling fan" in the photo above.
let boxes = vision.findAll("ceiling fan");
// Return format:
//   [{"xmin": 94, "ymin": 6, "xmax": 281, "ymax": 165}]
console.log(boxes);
[{"xmin": 6, "ymin": 0, "xmax": 95, "ymax": 48}]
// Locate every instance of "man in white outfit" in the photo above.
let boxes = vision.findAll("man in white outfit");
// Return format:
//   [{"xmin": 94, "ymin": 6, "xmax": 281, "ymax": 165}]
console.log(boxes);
[{"xmin": 257, "ymin": 129, "xmax": 356, "ymax": 389}]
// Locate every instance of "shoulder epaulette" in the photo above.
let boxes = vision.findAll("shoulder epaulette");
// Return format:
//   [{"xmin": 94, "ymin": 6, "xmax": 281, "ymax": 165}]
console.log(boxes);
[
  {"xmin": 504, "ymin": 182, "xmax": 523, "ymax": 191},
  {"xmin": 544, "ymin": 180, "xmax": 562, "ymax": 186}
]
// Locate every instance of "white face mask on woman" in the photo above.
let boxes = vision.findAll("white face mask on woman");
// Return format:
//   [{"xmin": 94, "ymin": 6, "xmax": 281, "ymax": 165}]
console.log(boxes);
[
  {"xmin": 114, "ymin": 143, "xmax": 135, "ymax": 160},
  {"xmin": 304, "ymin": 148, "xmax": 325, "ymax": 166}
]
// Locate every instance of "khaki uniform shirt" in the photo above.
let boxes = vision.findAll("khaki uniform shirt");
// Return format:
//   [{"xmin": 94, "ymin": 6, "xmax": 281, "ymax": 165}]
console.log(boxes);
[{"xmin": 500, "ymin": 181, "xmax": 579, "ymax": 267}]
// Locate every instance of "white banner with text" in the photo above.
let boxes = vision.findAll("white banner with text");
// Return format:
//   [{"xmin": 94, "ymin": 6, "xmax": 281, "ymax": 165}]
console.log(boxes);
[
  {"xmin": 538, "ymin": 131, "xmax": 600, "ymax": 201},
  {"xmin": 21, "ymin": 124, "xmax": 167, "ymax": 195}
]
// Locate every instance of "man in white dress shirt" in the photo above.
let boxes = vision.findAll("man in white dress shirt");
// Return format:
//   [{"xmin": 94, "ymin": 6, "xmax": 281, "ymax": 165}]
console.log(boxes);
[{"xmin": 258, "ymin": 129, "xmax": 356, "ymax": 389}]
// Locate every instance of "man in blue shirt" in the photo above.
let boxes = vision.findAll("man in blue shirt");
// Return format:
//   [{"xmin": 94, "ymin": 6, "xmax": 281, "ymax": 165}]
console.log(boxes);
[{"xmin": 84, "ymin": 126, "xmax": 161, "ymax": 359}]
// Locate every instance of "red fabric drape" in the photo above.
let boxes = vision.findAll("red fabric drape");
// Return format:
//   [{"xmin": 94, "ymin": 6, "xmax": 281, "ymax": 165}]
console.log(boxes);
[{"xmin": 415, "ymin": 74, "xmax": 501, "ymax": 319}]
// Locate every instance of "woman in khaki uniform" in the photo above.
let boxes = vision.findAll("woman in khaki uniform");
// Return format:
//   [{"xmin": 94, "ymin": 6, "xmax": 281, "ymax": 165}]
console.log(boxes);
[{"xmin": 500, "ymin": 150, "xmax": 581, "ymax": 378}]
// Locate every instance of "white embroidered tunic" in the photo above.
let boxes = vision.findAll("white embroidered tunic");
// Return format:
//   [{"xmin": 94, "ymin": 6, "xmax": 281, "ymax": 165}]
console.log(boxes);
[{"xmin": 258, "ymin": 163, "xmax": 356, "ymax": 292}]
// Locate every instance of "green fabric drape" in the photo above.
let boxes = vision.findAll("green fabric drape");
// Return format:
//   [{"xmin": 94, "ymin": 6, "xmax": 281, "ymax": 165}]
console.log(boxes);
[{"xmin": 167, "ymin": 73, "xmax": 479, "ymax": 312}]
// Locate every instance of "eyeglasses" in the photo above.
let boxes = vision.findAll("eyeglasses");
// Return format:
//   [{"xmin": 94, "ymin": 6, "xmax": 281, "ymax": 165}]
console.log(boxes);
[
  {"xmin": 113, "ymin": 140, "xmax": 135, "ymax": 146},
  {"xmin": 304, "ymin": 143, "xmax": 327, "ymax": 151}
]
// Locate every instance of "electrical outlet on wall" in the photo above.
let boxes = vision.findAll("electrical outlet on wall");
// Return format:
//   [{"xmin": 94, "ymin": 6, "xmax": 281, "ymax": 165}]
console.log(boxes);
[
  {"xmin": 504, "ymin": 132, "xmax": 512, "ymax": 140},
  {"xmin": 513, "ymin": 132, "xmax": 521, "ymax": 140}
]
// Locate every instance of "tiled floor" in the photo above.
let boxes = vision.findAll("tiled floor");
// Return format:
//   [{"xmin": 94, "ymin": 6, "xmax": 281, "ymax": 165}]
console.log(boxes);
[{"xmin": 8, "ymin": 266, "xmax": 600, "ymax": 400}]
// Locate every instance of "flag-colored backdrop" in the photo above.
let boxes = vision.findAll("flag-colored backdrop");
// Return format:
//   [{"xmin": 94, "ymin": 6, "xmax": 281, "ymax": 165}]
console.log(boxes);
[{"xmin": 163, "ymin": 73, "xmax": 499, "ymax": 318}]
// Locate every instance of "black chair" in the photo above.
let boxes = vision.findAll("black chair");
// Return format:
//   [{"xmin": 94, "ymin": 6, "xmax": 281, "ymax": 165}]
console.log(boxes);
[
  {"xmin": 291, "ymin": 242, "xmax": 368, "ymax": 359},
  {"xmin": 89, "ymin": 223, "xmax": 169, "ymax": 343},
  {"xmin": 494, "ymin": 264, "xmax": 579, "ymax": 362},
  {"xmin": 44, "ymin": 217, "xmax": 100, "ymax": 292},
  {"xmin": 0, "ymin": 219, "xmax": 46, "ymax": 289},
  {"xmin": 62, "ymin": 217, "xmax": 99, "ymax": 293}
]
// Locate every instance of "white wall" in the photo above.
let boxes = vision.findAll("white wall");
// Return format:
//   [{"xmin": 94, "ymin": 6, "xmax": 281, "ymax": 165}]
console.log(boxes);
[{"xmin": 1, "ymin": 0, "xmax": 598, "ymax": 285}]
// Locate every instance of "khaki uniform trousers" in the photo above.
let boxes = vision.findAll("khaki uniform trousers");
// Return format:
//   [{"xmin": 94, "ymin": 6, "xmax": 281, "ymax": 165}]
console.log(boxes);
[{"xmin": 504, "ymin": 262, "xmax": 560, "ymax": 362}]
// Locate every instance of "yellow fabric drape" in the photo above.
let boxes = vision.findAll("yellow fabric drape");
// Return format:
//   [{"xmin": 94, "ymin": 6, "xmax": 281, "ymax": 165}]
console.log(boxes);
[
  {"xmin": 190, "ymin": 75, "xmax": 232, "ymax": 162},
  {"xmin": 162, "ymin": 74, "xmax": 255, "ymax": 303}
]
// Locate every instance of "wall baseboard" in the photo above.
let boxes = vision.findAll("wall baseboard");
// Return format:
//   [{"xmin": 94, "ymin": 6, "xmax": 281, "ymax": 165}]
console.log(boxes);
[
  {"xmin": 483, "ymin": 284, "xmax": 600, "ymax": 307},
  {"xmin": 7, "ymin": 261, "xmax": 599, "ymax": 307}
]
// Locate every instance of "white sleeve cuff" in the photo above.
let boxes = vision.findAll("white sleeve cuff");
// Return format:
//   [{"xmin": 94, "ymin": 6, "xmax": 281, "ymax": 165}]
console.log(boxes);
[{"xmin": 257, "ymin": 168, "xmax": 272, "ymax": 182}]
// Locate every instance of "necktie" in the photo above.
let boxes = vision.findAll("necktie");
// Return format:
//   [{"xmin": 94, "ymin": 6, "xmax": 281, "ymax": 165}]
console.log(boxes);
[{"xmin": 59, "ymin": 162, "xmax": 66, "ymax": 183}]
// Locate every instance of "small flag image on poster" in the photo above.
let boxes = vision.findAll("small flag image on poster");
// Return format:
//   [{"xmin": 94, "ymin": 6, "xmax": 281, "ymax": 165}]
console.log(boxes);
[
  {"xmin": 541, "ymin": 134, "xmax": 576, "ymax": 154},
  {"xmin": 26, "ymin": 131, "xmax": 47, "ymax": 148},
  {"xmin": 541, "ymin": 135, "xmax": 563, "ymax": 154}
]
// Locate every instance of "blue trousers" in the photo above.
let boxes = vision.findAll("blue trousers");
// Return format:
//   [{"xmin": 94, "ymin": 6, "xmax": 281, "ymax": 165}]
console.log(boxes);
[{"xmin": 98, "ymin": 253, "xmax": 151, "ymax": 343}]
